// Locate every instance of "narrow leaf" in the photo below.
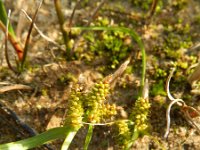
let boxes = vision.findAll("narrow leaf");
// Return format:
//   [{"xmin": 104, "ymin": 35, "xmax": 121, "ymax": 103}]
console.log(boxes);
[
  {"xmin": 84, "ymin": 125, "xmax": 94, "ymax": 150},
  {"xmin": 61, "ymin": 130, "xmax": 78, "ymax": 150},
  {"xmin": 0, "ymin": 127, "xmax": 69, "ymax": 150}
]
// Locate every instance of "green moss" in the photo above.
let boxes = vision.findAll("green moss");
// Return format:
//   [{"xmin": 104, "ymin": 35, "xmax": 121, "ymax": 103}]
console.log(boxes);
[
  {"xmin": 177, "ymin": 61, "xmax": 188, "ymax": 69},
  {"xmin": 129, "ymin": 0, "xmax": 153, "ymax": 10},
  {"xmin": 58, "ymin": 73, "xmax": 76, "ymax": 84},
  {"xmin": 154, "ymin": 68, "xmax": 167, "ymax": 78},
  {"xmin": 125, "ymin": 66, "xmax": 133, "ymax": 74},
  {"xmin": 41, "ymin": 88, "xmax": 48, "ymax": 96},
  {"xmin": 82, "ymin": 17, "xmax": 132, "ymax": 70},
  {"xmin": 171, "ymin": 0, "xmax": 188, "ymax": 10},
  {"xmin": 151, "ymin": 80, "xmax": 166, "ymax": 96}
]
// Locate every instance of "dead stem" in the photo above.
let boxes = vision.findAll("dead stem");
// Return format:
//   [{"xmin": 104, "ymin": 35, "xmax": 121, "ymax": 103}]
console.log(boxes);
[
  {"xmin": 184, "ymin": 110, "xmax": 200, "ymax": 134},
  {"xmin": 164, "ymin": 99, "xmax": 185, "ymax": 139},
  {"xmin": 147, "ymin": 0, "xmax": 158, "ymax": 18},
  {"xmin": 21, "ymin": 0, "xmax": 43, "ymax": 69},
  {"xmin": 0, "ymin": 102, "xmax": 54, "ymax": 150},
  {"xmin": 0, "ymin": 84, "xmax": 32, "ymax": 93},
  {"xmin": 165, "ymin": 68, "xmax": 200, "ymax": 139},
  {"xmin": 82, "ymin": 119, "xmax": 132, "ymax": 126},
  {"xmin": 68, "ymin": 0, "xmax": 82, "ymax": 29},
  {"xmin": 21, "ymin": 9, "xmax": 62, "ymax": 48},
  {"xmin": 165, "ymin": 68, "xmax": 177, "ymax": 101},
  {"xmin": 5, "ymin": 9, "xmax": 18, "ymax": 73}
]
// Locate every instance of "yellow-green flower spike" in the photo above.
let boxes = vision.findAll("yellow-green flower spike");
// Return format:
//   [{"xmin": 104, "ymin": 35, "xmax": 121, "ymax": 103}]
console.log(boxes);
[
  {"xmin": 131, "ymin": 97, "xmax": 151, "ymax": 133},
  {"xmin": 101, "ymin": 104, "xmax": 117, "ymax": 120},
  {"xmin": 64, "ymin": 87, "xmax": 84, "ymax": 130},
  {"xmin": 84, "ymin": 81, "xmax": 111, "ymax": 123},
  {"xmin": 113, "ymin": 120, "xmax": 131, "ymax": 149}
]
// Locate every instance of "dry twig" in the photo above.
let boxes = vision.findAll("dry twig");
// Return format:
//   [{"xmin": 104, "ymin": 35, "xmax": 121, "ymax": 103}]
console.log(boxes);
[{"xmin": 0, "ymin": 84, "xmax": 32, "ymax": 94}]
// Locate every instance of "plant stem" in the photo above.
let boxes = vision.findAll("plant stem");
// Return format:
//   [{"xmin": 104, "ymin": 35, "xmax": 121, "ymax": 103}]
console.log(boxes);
[
  {"xmin": 5, "ymin": 10, "xmax": 18, "ymax": 73},
  {"xmin": 54, "ymin": 0, "xmax": 70, "ymax": 60},
  {"xmin": 21, "ymin": 0, "xmax": 43, "ymax": 70},
  {"xmin": 61, "ymin": 130, "xmax": 78, "ymax": 150},
  {"xmin": 0, "ymin": 17, "xmax": 23, "ymax": 60},
  {"xmin": 147, "ymin": 0, "xmax": 158, "ymax": 18},
  {"xmin": 84, "ymin": 125, "xmax": 94, "ymax": 150},
  {"xmin": 0, "ymin": 0, "xmax": 15, "ymax": 36}
]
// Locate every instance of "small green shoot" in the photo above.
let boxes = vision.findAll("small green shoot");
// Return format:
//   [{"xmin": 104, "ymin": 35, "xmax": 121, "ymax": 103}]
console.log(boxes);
[{"xmin": 84, "ymin": 125, "xmax": 94, "ymax": 150}]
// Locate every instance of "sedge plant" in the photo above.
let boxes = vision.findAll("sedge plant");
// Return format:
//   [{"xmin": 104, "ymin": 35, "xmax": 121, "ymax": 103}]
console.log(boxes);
[
  {"xmin": 0, "ymin": 25, "xmax": 146, "ymax": 149},
  {"xmin": 0, "ymin": 0, "xmax": 43, "ymax": 72}
]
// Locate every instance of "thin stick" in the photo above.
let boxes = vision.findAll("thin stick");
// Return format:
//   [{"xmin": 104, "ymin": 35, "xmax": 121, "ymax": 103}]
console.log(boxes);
[
  {"xmin": 5, "ymin": 10, "xmax": 17, "ymax": 73},
  {"xmin": 21, "ymin": 0, "xmax": 43, "ymax": 69},
  {"xmin": 147, "ymin": 0, "xmax": 158, "ymax": 18},
  {"xmin": 21, "ymin": 9, "xmax": 57, "ymax": 45},
  {"xmin": 82, "ymin": 119, "xmax": 132, "ymax": 126},
  {"xmin": 166, "ymin": 68, "xmax": 177, "ymax": 101},
  {"xmin": 164, "ymin": 99, "xmax": 185, "ymax": 139},
  {"xmin": 21, "ymin": 9, "xmax": 65, "ymax": 51},
  {"xmin": 0, "ymin": 84, "xmax": 32, "ymax": 93},
  {"xmin": 68, "ymin": 0, "xmax": 82, "ymax": 29},
  {"xmin": 0, "ymin": 102, "xmax": 54, "ymax": 150},
  {"xmin": 0, "ymin": 82, "xmax": 11, "ymax": 85}
]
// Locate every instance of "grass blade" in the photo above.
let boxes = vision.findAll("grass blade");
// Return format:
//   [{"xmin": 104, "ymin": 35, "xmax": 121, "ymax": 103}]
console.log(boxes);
[
  {"xmin": 0, "ymin": 0, "xmax": 15, "ymax": 36},
  {"xmin": 84, "ymin": 125, "xmax": 94, "ymax": 150},
  {"xmin": 0, "ymin": 127, "xmax": 69, "ymax": 150},
  {"xmin": 61, "ymin": 130, "xmax": 79, "ymax": 150}
]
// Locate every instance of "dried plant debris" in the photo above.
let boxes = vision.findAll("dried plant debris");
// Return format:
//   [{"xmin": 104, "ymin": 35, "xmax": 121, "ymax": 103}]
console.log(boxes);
[
  {"xmin": 188, "ymin": 63, "xmax": 200, "ymax": 95},
  {"xmin": 164, "ymin": 68, "xmax": 200, "ymax": 139}
]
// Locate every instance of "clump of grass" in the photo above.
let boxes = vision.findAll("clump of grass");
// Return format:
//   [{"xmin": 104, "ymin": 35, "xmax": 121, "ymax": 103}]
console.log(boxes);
[{"xmin": 0, "ymin": 0, "xmax": 43, "ymax": 73}]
